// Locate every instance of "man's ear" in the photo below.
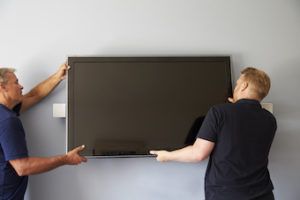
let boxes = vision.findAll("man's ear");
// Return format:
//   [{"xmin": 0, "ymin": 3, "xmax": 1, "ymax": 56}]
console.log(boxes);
[
  {"xmin": 241, "ymin": 82, "xmax": 248, "ymax": 91},
  {"xmin": 0, "ymin": 83, "xmax": 7, "ymax": 92}
]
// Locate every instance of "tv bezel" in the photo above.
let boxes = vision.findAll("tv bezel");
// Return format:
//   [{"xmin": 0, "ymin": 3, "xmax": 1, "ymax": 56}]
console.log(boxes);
[{"xmin": 67, "ymin": 56, "xmax": 232, "ymax": 158}]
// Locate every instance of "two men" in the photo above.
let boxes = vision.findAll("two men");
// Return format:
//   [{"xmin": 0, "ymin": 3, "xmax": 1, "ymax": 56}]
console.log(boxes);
[
  {"xmin": 0, "ymin": 64, "xmax": 86, "ymax": 200},
  {"xmin": 151, "ymin": 67, "xmax": 276, "ymax": 200},
  {"xmin": 1, "ymin": 64, "xmax": 276, "ymax": 200}
]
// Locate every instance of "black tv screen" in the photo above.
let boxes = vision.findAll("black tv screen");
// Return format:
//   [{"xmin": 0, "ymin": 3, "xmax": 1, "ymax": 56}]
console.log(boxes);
[{"xmin": 67, "ymin": 57, "xmax": 232, "ymax": 157}]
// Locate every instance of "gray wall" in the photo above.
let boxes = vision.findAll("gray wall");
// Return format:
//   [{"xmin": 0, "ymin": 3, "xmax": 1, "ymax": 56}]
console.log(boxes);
[{"xmin": 1, "ymin": 0, "xmax": 299, "ymax": 199}]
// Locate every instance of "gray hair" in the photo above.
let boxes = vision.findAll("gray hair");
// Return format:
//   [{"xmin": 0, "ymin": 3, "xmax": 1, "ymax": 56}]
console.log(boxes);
[{"xmin": 0, "ymin": 68, "xmax": 16, "ymax": 84}]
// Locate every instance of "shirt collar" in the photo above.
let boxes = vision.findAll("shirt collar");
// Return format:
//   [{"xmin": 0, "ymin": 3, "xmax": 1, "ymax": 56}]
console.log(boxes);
[
  {"xmin": 235, "ymin": 98, "xmax": 261, "ymax": 105},
  {"xmin": 0, "ymin": 103, "xmax": 19, "ymax": 116}
]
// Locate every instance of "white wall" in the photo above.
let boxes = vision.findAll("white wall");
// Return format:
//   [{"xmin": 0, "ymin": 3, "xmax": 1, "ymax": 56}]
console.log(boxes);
[{"xmin": 1, "ymin": 0, "xmax": 300, "ymax": 199}]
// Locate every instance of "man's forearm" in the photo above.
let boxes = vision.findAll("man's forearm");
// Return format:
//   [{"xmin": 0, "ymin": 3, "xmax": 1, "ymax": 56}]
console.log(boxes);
[
  {"xmin": 27, "ymin": 72, "xmax": 62, "ymax": 99},
  {"xmin": 10, "ymin": 155, "xmax": 67, "ymax": 176},
  {"xmin": 21, "ymin": 64, "xmax": 67, "ymax": 112},
  {"xmin": 9, "ymin": 145, "xmax": 86, "ymax": 176},
  {"xmin": 151, "ymin": 138, "xmax": 214, "ymax": 163},
  {"xmin": 28, "ymin": 73, "xmax": 61, "ymax": 95},
  {"xmin": 167, "ymin": 145, "xmax": 204, "ymax": 163}
]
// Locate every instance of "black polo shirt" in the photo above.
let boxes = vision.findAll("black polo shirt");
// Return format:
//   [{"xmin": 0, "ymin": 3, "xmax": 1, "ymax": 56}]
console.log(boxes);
[{"xmin": 197, "ymin": 99, "xmax": 276, "ymax": 200}]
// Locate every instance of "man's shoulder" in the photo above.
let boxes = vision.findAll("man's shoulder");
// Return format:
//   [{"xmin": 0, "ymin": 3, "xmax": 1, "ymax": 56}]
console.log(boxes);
[
  {"xmin": 0, "ymin": 105, "xmax": 16, "ymax": 122},
  {"xmin": 261, "ymin": 108, "xmax": 277, "ymax": 127},
  {"xmin": 0, "ymin": 103, "xmax": 22, "ymax": 122},
  {"xmin": 204, "ymin": 103, "xmax": 234, "ymax": 121},
  {"xmin": 211, "ymin": 102, "xmax": 235, "ymax": 112}
]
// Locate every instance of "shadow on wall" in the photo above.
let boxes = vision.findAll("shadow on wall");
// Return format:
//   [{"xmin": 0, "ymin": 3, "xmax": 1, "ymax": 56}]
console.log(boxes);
[
  {"xmin": 269, "ymin": 59, "xmax": 300, "ymax": 118},
  {"xmin": 267, "ymin": 59, "xmax": 300, "ymax": 200},
  {"xmin": 26, "ymin": 167, "xmax": 84, "ymax": 200},
  {"xmin": 265, "ymin": 58, "xmax": 300, "ymax": 154}
]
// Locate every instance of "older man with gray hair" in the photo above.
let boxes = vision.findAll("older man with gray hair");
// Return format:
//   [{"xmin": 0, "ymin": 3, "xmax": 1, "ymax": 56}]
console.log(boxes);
[{"xmin": 0, "ymin": 64, "xmax": 87, "ymax": 200}]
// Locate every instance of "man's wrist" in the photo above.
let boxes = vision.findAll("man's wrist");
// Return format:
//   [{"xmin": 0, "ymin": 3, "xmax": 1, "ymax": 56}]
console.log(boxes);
[
  {"xmin": 53, "ymin": 72, "xmax": 63, "ymax": 82},
  {"xmin": 59, "ymin": 154, "xmax": 68, "ymax": 165}
]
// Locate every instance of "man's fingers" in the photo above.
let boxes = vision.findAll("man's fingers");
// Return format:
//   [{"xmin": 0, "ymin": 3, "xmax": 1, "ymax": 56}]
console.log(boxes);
[
  {"xmin": 81, "ymin": 156, "xmax": 88, "ymax": 163},
  {"xmin": 150, "ymin": 150, "xmax": 158, "ymax": 155},
  {"xmin": 74, "ymin": 145, "xmax": 85, "ymax": 153},
  {"xmin": 76, "ymin": 145, "xmax": 87, "ymax": 162},
  {"xmin": 228, "ymin": 97, "xmax": 234, "ymax": 103},
  {"xmin": 63, "ymin": 63, "xmax": 70, "ymax": 70}
]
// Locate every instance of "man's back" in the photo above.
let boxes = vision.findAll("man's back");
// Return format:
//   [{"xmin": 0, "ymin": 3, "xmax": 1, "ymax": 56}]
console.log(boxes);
[{"xmin": 197, "ymin": 99, "xmax": 276, "ymax": 200}]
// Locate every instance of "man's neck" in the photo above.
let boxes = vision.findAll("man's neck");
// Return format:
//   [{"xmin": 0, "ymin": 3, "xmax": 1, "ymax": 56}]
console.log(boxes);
[
  {"xmin": 0, "ymin": 98, "xmax": 15, "ymax": 110},
  {"xmin": 236, "ymin": 95, "xmax": 261, "ymax": 102}
]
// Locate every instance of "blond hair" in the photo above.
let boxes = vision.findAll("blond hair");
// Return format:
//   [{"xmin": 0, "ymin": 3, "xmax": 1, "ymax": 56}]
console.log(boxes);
[
  {"xmin": 0, "ymin": 68, "xmax": 16, "ymax": 84},
  {"xmin": 241, "ymin": 67, "xmax": 271, "ymax": 100}
]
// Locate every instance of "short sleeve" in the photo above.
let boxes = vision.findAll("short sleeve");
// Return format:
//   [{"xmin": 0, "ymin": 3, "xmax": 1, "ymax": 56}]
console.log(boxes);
[
  {"xmin": 197, "ymin": 107, "xmax": 221, "ymax": 142},
  {"xmin": 0, "ymin": 117, "xmax": 28, "ymax": 161}
]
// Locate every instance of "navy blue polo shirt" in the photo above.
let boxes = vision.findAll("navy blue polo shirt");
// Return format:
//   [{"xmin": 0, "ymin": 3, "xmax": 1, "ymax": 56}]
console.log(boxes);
[
  {"xmin": 0, "ymin": 103, "xmax": 28, "ymax": 200},
  {"xmin": 197, "ymin": 99, "xmax": 276, "ymax": 200}
]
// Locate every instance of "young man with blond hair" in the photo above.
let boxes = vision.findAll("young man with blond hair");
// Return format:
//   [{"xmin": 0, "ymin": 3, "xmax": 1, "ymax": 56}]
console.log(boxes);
[{"xmin": 151, "ymin": 67, "xmax": 276, "ymax": 200}]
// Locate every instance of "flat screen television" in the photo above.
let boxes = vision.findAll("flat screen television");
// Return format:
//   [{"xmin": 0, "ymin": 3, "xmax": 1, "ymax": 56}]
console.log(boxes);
[{"xmin": 67, "ymin": 57, "xmax": 232, "ymax": 157}]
